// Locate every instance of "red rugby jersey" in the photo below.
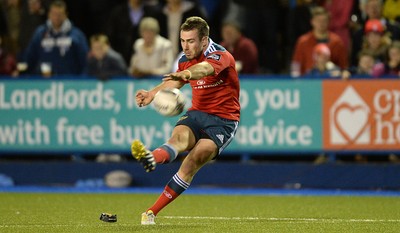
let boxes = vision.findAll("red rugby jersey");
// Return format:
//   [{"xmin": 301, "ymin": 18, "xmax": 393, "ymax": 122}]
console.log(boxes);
[{"xmin": 178, "ymin": 39, "xmax": 240, "ymax": 121}]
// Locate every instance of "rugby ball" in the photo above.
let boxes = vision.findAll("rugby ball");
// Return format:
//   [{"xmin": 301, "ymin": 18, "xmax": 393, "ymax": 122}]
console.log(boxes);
[{"xmin": 153, "ymin": 88, "xmax": 185, "ymax": 116}]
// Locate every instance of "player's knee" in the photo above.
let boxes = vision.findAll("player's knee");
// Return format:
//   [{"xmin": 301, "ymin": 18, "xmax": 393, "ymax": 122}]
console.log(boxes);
[
  {"xmin": 181, "ymin": 152, "xmax": 210, "ymax": 173},
  {"xmin": 197, "ymin": 141, "xmax": 218, "ymax": 158}
]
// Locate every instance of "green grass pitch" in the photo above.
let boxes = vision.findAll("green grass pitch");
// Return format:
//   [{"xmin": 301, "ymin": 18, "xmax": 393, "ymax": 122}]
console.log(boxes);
[{"xmin": 0, "ymin": 192, "xmax": 399, "ymax": 232}]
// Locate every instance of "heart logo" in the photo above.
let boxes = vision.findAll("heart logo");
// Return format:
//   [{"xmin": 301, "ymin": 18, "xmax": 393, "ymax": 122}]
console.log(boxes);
[{"xmin": 333, "ymin": 103, "xmax": 370, "ymax": 144}]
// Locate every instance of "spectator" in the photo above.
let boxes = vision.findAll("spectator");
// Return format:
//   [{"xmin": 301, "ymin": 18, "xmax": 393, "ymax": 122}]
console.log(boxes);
[
  {"xmin": 105, "ymin": 0, "xmax": 162, "ymax": 64},
  {"xmin": 382, "ymin": 0, "xmax": 400, "ymax": 24},
  {"xmin": 356, "ymin": 51, "xmax": 376, "ymax": 75},
  {"xmin": 129, "ymin": 17, "xmax": 174, "ymax": 77},
  {"xmin": 360, "ymin": 19, "xmax": 391, "ymax": 63},
  {"xmin": 87, "ymin": 34, "xmax": 127, "ymax": 81},
  {"xmin": 291, "ymin": 6, "xmax": 348, "ymax": 77},
  {"xmin": 350, "ymin": 0, "xmax": 400, "ymax": 66},
  {"xmin": 24, "ymin": 0, "xmax": 89, "ymax": 76},
  {"xmin": 0, "ymin": 35, "xmax": 17, "ymax": 76},
  {"xmin": 287, "ymin": 0, "xmax": 321, "ymax": 74},
  {"xmin": 220, "ymin": 20, "xmax": 258, "ymax": 74},
  {"xmin": 306, "ymin": 43, "xmax": 341, "ymax": 78},
  {"xmin": 342, "ymin": 50, "xmax": 376, "ymax": 79},
  {"xmin": 158, "ymin": 0, "xmax": 207, "ymax": 56},
  {"xmin": 18, "ymin": 0, "xmax": 46, "ymax": 60},
  {"xmin": 372, "ymin": 40, "xmax": 400, "ymax": 78},
  {"xmin": 356, "ymin": 51, "xmax": 376, "ymax": 76},
  {"xmin": 287, "ymin": 0, "xmax": 318, "ymax": 50}
]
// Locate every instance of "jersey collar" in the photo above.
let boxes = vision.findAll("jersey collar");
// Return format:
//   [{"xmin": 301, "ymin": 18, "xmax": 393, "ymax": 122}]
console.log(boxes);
[{"xmin": 203, "ymin": 38, "xmax": 216, "ymax": 57}]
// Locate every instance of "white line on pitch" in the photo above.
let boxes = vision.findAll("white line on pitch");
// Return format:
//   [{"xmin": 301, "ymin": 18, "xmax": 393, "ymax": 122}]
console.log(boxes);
[
  {"xmin": 0, "ymin": 224, "xmax": 133, "ymax": 228},
  {"xmin": 162, "ymin": 216, "xmax": 400, "ymax": 223}
]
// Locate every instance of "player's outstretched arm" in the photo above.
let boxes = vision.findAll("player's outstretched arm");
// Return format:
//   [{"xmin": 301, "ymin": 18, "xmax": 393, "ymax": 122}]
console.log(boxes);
[
  {"xmin": 135, "ymin": 61, "xmax": 213, "ymax": 107},
  {"xmin": 135, "ymin": 90, "xmax": 153, "ymax": 107},
  {"xmin": 163, "ymin": 61, "xmax": 214, "ymax": 82},
  {"xmin": 135, "ymin": 80, "xmax": 185, "ymax": 107}
]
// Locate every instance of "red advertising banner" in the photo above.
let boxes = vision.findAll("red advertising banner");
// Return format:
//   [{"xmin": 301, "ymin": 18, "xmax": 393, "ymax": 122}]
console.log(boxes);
[{"xmin": 323, "ymin": 79, "xmax": 400, "ymax": 150}]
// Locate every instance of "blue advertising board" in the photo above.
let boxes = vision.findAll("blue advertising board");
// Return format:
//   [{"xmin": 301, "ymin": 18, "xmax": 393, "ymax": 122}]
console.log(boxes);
[{"xmin": 0, "ymin": 79, "xmax": 322, "ymax": 153}]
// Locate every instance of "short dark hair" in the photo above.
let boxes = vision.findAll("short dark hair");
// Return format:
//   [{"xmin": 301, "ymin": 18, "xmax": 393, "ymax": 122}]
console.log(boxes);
[
  {"xmin": 180, "ymin": 16, "xmax": 209, "ymax": 40},
  {"xmin": 311, "ymin": 6, "xmax": 329, "ymax": 19},
  {"xmin": 50, "ymin": 0, "xmax": 67, "ymax": 11},
  {"xmin": 90, "ymin": 34, "xmax": 109, "ymax": 45}
]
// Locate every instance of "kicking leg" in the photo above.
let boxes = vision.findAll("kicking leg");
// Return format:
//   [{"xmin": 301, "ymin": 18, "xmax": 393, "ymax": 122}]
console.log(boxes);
[
  {"xmin": 152, "ymin": 125, "xmax": 196, "ymax": 164},
  {"xmin": 143, "ymin": 139, "xmax": 217, "ymax": 224},
  {"xmin": 131, "ymin": 125, "xmax": 195, "ymax": 172}
]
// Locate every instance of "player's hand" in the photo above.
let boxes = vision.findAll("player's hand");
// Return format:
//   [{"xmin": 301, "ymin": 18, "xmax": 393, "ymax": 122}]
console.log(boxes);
[
  {"xmin": 135, "ymin": 89, "xmax": 154, "ymax": 107},
  {"xmin": 163, "ymin": 70, "xmax": 191, "ymax": 82}
]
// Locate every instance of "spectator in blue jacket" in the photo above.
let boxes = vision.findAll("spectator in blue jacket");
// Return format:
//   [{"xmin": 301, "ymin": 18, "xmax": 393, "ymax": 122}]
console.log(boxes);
[{"xmin": 24, "ymin": 0, "xmax": 88, "ymax": 76}]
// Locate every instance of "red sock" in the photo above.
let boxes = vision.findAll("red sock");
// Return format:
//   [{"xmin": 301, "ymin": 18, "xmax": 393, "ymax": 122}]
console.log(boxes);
[
  {"xmin": 147, "ymin": 173, "xmax": 189, "ymax": 215},
  {"xmin": 152, "ymin": 147, "xmax": 170, "ymax": 163},
  {"xmin": 148, "ymin": 186, "xmax": 179, "ymax": 215}
]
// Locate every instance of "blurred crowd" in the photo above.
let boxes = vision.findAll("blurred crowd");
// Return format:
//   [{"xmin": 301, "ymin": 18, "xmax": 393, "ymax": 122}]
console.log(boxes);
[{"xmin": 0, "ymin": 0, "xmax": 400, "ymax": 79}]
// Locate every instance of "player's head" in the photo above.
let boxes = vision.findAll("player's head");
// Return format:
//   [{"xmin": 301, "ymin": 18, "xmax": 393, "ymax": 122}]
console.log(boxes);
[{"xmin": 180, "ymin": 16, "xmax": 209, "ymax": 60}]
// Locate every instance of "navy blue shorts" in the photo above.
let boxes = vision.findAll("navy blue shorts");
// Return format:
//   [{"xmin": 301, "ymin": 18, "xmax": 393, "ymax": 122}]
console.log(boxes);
[{"xmin": 176, "ymin": 110, "xmax": 239, "ymax": 155}]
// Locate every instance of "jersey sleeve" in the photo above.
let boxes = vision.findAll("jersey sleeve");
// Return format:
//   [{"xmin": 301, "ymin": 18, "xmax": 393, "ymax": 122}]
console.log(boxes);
[{"xmin": 205, "ymin": 51, "xmax": 231, "ymax": 76}]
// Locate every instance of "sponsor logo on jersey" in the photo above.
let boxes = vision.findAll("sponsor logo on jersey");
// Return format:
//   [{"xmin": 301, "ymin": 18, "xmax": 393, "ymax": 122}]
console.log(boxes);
[{"xmin": 193, "ymin": 79, "xmax": 224, "ymax": 90}]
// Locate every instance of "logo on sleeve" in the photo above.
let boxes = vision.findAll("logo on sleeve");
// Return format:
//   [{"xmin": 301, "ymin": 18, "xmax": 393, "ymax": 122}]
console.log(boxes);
[{"xmin": 207, "ymin": 54, "xmax": 221, "ymax": 61}]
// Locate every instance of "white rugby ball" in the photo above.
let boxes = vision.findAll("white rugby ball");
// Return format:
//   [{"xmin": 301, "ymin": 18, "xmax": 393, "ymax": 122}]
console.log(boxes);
[{"xmin": 153, "ymin": 88, "xmax": 185, "ymax": 116}]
